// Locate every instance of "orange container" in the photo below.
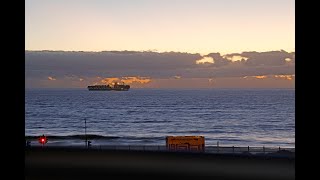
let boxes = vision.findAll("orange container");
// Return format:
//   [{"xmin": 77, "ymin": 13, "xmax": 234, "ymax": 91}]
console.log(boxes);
[{"xmin": 166, "ymin": 136, "xmax": 205, "ymax": 152}]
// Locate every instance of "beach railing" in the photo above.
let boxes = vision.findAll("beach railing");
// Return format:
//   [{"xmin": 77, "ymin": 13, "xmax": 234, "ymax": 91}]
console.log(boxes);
[
  {"xmin": 203, "ymin": 145, "xmax": 294, "ymax": 154},
  {"xmin": 25, "ymin": 141, "xmax": 295, "ymax": 157},
  {"xmin": 81, "ymin": 145, "xmax": 295, "ymax": 155}
]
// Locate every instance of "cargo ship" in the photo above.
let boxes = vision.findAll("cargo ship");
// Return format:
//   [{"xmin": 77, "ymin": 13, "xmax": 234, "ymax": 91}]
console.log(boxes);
[{"xmin": 88, "ymin": 82, "xmax": 130, "ymax": 91}]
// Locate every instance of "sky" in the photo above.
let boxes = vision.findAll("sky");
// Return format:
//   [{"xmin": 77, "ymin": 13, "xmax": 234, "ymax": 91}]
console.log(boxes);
[{"xmin": 25, "ymin": 0, "xmax": 295, "ymax": 89}]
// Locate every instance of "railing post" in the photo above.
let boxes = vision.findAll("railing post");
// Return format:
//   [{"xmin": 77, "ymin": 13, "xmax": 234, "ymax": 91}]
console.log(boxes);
[
  {"xmin": 217, "ymin": 141, "xmax": 219, "ymax": 153},
  {"xmin": 279, "ymin": 146, "xmax": 281, "ymax": 151},
  {"xmin": 248, "ymin": 146, "xmax": 250, "ymax": 152},
  {"xmin": 26, "ymin": 140, "xmax": 31, "ymax": 147}
]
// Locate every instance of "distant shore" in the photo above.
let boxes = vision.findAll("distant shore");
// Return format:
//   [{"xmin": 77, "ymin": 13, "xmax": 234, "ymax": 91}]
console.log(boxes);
[{"xmin": 25, "ymin": 147, "xmax": 294, "ymax": 180}]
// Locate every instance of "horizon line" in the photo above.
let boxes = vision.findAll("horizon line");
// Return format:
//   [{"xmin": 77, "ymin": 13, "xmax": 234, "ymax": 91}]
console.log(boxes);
[{"xmin": 25, "ymin": 49, "xmax": 295, "ymax": 55}]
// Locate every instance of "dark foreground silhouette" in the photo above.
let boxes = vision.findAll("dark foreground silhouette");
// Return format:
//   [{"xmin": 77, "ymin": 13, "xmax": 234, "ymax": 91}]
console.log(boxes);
[{"xmin": 25, "ymin": 147, "xmax": 294, "ymax": 180}]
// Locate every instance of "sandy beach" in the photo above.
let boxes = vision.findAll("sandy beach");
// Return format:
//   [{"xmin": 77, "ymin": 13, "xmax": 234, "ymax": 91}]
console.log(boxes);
[{"xmin": 25, "ymin": 147, "xmax": 294, "ymax": 180}]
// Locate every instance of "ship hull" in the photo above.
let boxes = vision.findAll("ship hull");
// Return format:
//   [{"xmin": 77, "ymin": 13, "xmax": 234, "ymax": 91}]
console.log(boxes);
[
  {"xmin": 88, "ymin": 88, "xmax": 129, "ymax": 91},
  {"xmin": 87, "ymin": 84, "xmax": 130, "ymax": 91}
]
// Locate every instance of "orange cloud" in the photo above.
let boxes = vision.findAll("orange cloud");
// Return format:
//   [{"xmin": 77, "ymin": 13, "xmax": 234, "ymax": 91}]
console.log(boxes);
[
  {"xmin": 243, "ymin": 74, "xmax": 295, "ymax": 81},
  {"xmin": 48, "ymin": 76, "xmax": 56, "ymax": 81},
  {"xmin": 255, "ymin": 76, "xmax": 267, "ymax": 79},
  {"xmin": 99, "ymin": 76, "xmax": 151, "ymax": 85},
  {"xmin": 101, "ymin": 77, "xmax": 119, "ymax": 84},
  {"xmin": 121, "ymin": 76, "xmax": 151, "ymax": 84},
  {"xmin": 243, "ymin": 75, "xmax": 267, "ymax": 79},
  {"xmin": 274, "ymin": 75, "xmax": 294, "ymax": 80}
]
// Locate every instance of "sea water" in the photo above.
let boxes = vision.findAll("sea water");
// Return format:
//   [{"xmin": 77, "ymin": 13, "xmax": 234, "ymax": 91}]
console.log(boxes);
[{"xmin": 25, "ymin": 88, "xmax": 295, "ymax": 148}]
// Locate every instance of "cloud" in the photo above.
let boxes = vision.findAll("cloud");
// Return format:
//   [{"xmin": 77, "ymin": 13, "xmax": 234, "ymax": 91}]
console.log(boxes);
[
  {"xmin": 25, "ymin": 50, "xmax": 202, "ymax": 79},
  {"xmin": 205, "ymin": 53, "xmax": 230, "ymax": 67},
  {"xmin": 243, "ymin": 74, "xmax": 295, "ymax": 81},
  {"xmin": 285, "ymin": 58, "xmax": 292, "ymax": 62},
  {"xmin": 47, "ymin": 76, "xmax": 56, "ymax": 81},
  {"xmin": 274, "ymin": 74, "xmax": 294, "ymax": 80},
  {"xmin": 173, "ymin": 75, "xmax": 181, "ymax": 79},
  {"xmin": 223, "ymin": 54, "xmax": 248, "ymax": 62},
  {"xmin": 254, "ymin": 75, "xmax": 267, "ymax": 79},
  {"xmin": 26, "ymin": 50, "xmax": 295, "ymax": 88},
  {"xmin": 99, "ymin": 76, "xmax": 151, "ymax": 85},
  {"xmin": 243, "ymin": 75, "xmax": 267, "ymax": 79},
  {"xmin": 121, "ymin": 76, "xmax": 151, "ymax": 84},
  {"xmin": 242, "ymin": 50, "xmax": 294, "ymax": 66},
  {"xmin": 100, "ymin": 77, "xmax": 119, "ymax": 84},
  {"xmin": 196, "ymin": 57, "xmax": 214, "ymax": 64},
  {"xmin": 208, "ymin": 78, "xmax": 215, "ymax": 85}
]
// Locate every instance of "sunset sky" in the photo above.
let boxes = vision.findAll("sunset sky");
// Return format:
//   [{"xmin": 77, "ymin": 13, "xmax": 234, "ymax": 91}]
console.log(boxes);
[{"xmin": 25, "ymin": 0, "xmax": 295, "ymax": 89}]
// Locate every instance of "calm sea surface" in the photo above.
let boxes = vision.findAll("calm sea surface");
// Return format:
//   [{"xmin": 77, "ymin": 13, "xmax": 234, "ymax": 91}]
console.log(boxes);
[{"xmin": 25, "ymin": 89, "xmax": 295, "ymax": 147}]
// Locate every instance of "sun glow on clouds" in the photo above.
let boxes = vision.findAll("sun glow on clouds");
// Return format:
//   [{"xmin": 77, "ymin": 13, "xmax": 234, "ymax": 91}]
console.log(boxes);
[
  {"xmin": 243, "ymin": 75, "xmax": 267, "ymax": 79},
  {"xmin": 243, "ymin": 74, "xmax": 295, "ymax": 80},
  {"xmin": 121, "ymin": 76, "xmax": 151, "ymax": 84},
  {"xmin": 196, "ymin": 57, "xmax": 214, "ymax": 64},
  {"xmin": 255, "ymin": 76, "xmax": 267, "ymax": 79},
  {"xmin": 48, "ymin": 76, "xmax": 56, "ymax": 81},
  {"xmin": 274, "ymin": 75, "xmax": 294, "ymax": 80},
  {"xmin": 285, "ymin": 58, "xmax": 292, "ymax": 62},
  {"xmin": 173, "ymin": 75, "xmax": 181, "ymax": 79},
  {"xmin": 100, "ymin": 76, "xmax": 151, "ymax": 85},
  {"xmin": 224, "ymin": 55, "xmax": 248, "ymax": 62},
  {"xmin": 101, "ymin": 77, "xmax": 119, "ymax": 84}
]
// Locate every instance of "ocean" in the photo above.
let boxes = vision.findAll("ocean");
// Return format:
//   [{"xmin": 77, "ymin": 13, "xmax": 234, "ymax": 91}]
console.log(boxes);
[{"xmin": 25, "ymin": 88, "xmax": 295, "ymax": 148}]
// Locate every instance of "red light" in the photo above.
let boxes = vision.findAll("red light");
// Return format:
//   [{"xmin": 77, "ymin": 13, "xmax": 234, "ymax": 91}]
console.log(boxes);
[{"xmin": 38, "ymin": 135, "xmax": 48, "ymax": 145}]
